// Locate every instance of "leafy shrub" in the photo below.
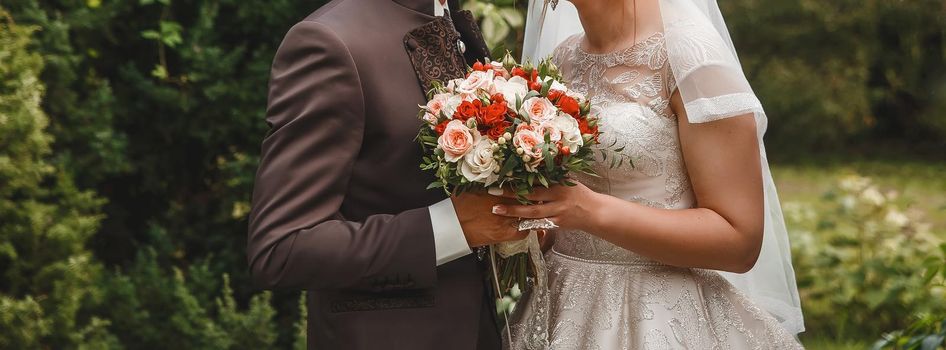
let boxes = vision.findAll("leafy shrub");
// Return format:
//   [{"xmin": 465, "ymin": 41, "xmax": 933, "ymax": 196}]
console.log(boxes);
[
  {"xmin": 0, "ymin": 9, "xmax": 116, "ymax": 348},
  {"xmin": 786, "ymin": 175, "xmax": 946, "ymax": 340},
  {"xmin": 723, "ymin": 0, "xmax": 946, "ymax": 154},
  {"xmin": 95, "ymin": 248, "xmax": 281, "ymax": 350},
  {"xmin": 872, "ymin": 244, "xmax": 946, "ymax": 350},
  {"xmin": 1, "ymin": 6, "xmax": 303, "ymax": 347}
]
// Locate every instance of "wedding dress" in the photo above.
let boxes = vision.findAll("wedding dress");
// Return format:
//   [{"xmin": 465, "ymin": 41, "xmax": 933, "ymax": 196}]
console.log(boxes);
[{"xmin": 506, "ymin": 1, "xmax": 805, "ymax": 349}]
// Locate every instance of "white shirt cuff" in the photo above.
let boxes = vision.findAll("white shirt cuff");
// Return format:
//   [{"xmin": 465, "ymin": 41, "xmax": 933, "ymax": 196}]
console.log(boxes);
[{"xmin": 428, "ymin": 198, "xmax": 472, "ymax": 265}]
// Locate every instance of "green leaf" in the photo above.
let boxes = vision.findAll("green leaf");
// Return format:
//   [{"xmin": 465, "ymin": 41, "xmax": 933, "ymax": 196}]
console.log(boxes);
[
  {"xmin": 150, "ymin": 64, "xmax": 168, "ymax": 79},
  {"xmin": 542, "ymin": 144, "xmax": 554, "ymax": 172},
  {"xmin": 141, "ymin": 30, "xmax": 160, "ymax": 40},
  {"xmin": 158, "ymin": 21, "xmax": 183, "ymax": 47},
  {"xmin": 540, "ymin": 80, "xmax": 552, "ymax": 95}
]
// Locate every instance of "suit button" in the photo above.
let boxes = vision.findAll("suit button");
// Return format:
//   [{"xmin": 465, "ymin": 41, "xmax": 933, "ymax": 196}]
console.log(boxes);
[{"xmin": 406, "ymin": 38, "xmax": 419, "ymax": 51}]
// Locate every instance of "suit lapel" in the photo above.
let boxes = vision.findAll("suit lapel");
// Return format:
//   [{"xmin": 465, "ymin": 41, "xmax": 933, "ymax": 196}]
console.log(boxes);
[
  {"xmin": 452, "ymin": 10, "xmax": 491, "ymax": 64},
  {"xmin": 403, "ymin": 10, "xmax": 491, "ymax": 95}
]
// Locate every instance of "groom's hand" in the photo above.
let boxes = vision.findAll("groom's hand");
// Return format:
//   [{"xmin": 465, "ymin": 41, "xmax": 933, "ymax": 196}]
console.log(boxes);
[{"xmin": 452, "ymin": 191, "xmax": 528, "ymax": 247}]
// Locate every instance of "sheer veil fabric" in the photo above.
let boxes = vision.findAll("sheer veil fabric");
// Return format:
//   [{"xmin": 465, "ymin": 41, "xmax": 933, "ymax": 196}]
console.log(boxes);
[{"xmin": 521, "ymin": 0, "xmax": 805, "ymax": 335}]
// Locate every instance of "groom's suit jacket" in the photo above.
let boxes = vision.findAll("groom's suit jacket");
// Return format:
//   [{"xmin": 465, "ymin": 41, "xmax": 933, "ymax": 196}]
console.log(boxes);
[{"xmin": 247, "ymin": 0, "xmax": 496, "ymax": 348}]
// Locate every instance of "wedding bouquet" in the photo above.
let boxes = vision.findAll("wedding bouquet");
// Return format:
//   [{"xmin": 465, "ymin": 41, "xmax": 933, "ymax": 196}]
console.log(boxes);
[{"xmin": 416, "ymin": 54, "xmax": 600, "ymax": 302}]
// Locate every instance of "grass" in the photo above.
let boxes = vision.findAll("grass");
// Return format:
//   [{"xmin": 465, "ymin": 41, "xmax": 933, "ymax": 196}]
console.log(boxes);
[{"xmin": 772, "ymin": 159, "xmax": 946, "ymax": 234}]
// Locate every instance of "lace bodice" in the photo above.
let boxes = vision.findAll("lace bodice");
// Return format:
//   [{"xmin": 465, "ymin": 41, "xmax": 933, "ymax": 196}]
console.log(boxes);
[{"xmin": 551, "ymin": 32, "xmax": 695, "ymax": 263}]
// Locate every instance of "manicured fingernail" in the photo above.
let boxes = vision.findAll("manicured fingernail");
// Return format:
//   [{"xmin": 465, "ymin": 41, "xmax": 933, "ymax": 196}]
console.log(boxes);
[{"xmin": 492, "ymin": 205, "xmax": 506, "ymax": 214}]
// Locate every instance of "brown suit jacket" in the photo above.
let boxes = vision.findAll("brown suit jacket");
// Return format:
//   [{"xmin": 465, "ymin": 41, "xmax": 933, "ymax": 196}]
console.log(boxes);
[{"xmin": 247, "ymin": 0, "xmax": 497, "ymax": 348}]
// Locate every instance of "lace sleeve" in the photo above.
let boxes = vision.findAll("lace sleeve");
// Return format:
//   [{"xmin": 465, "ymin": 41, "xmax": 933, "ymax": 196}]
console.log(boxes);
[{"xmin": 662, "ymin": 1, "xmax": 763, "ymax": 126}]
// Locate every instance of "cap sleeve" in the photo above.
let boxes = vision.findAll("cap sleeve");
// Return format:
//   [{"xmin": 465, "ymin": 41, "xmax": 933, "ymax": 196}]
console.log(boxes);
[{"xmin": 662, "ymin": 1, "xmax": 764, "ymax": 125}]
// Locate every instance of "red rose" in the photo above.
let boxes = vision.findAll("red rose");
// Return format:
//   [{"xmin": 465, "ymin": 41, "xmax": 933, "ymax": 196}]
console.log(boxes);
[
  {"xmin": 454, "ymin": 100, "xmax": 480, "ymax": 121},
  {"xmin": 529, "ymin": 81, "xmax": 542, "ymax": 92},
  {"xmin": 557, "ymin": 96, "xmax": 581, "ymax": 118},
  {"xmin": 434, "ymin": 120, "xmax": 450, "ymax": 135},
  {"xmin": 547, "ymin": 89, "xmax": 565, "ymax": 103},
  {"xmin": 472, "ymin": 61, "xmax": 487, "ymax": 72},
  {"xmin": 578, "ymin": 117, "xmax": 599, "ymax": 140},
  {"xmin": 490, "ymin": 93, "xmax": 505, "ymax": 104},
  {"xmin": 480, "ymin": 102, "xmax": 507, "ymax": 127},
  {"xmin": 530, "ymin": 70, "xmax": 538, "ymax": 82},
  {"xmin": 558, "ymin": 143, "xmax": 571, "ymax": 156},
  {"xmin": 486, "ymin": 121, "xmax": 512, "ymax": 140},
  {"xmin": 511, "ymin": 67, "xmax": 528, "ymax": 80}
]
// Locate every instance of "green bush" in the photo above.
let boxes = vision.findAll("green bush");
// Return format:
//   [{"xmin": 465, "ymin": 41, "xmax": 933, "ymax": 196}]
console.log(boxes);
[
  {"xmin": 4, "ymin": 0, "xmax": 319, "ymax": 345},
  {"xmin": 723, "ymin": 0, "xmax": 946, "ymax": 155},
  {"xmin": 95, "ymin": 248, "xmax": 280, "ymax": 350},
  {"xmin": 872, "ymin": 244, "xmax": 946, "ymax": 350},
  {"xmin": 786, "ymin": 175, "xmax": 946, "ymax": 340},
  {"xmin": 0, "ymin": 10, "xmax": 116, "ymax": 348},
  {"xmin": 1, "ymin": 5, "xmax": 304, "ymax": 347}
]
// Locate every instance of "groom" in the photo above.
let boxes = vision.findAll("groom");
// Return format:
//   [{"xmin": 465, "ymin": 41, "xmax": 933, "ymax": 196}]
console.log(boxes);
[{"xmin": 247, "ymin": 0, "xmax": 524, "ymax": 348}]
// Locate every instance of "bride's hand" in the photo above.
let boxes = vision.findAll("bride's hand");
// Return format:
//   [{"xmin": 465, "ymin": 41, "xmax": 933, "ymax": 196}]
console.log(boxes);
[{"xmin": 490, "ymin": 182, "xmax": 600, "ymax": 232}]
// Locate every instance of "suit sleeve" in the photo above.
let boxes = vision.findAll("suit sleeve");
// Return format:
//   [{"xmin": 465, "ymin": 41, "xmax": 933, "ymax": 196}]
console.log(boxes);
[{"xmin": 247, "ymin": 20, "xmax": 438, "ymax": 291}]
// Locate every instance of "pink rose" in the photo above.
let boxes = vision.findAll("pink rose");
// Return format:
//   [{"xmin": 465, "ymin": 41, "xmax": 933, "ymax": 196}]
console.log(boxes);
[
  {"xmin": 513, "ymin": 124, "xmax": 545, "ymax": 172},
  {"xmin": 535, "ymin": 119, "xmax": 562, "ymax": 144},
  {"xmin": 456, "ymin": 70, "xmax": 494, "ymax": 96},
  {"xmin": 490, "ymin": 61, "xmax": 510, "ymax": 79},
  {"xmin": 520, "ymin": 97, "xmax": 557, "ymax": 125},
  {"xmin": 438, "ymin": 119, "xmax": 481, "ymax": 162},
  {"xmin": 426, "ymin": 93, "xmax": 451, "ymax": 117},
  {"xmin": 423, "ymin": 112, "xmax": 438, "ymax": 126},
  {"xmin": 422, "ymin": 93, "xmax": 451, "ymax": 126}
]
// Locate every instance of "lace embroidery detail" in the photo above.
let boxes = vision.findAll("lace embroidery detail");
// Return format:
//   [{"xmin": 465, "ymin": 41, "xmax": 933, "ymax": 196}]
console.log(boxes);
[
  {"xmin": 506, "ymin": 28, "xmax": 803, "ymax": 350},
  {"xmin": 511, "ymin": 254, "xmax": 803, "ymax": 349},
  {"xmin": 683, "ymin": 92, "xmax": 762, "ymax": 123}
]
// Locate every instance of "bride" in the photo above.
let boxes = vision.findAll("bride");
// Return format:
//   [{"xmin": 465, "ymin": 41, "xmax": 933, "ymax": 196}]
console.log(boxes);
[{"xmin": 490, "ymin": 0, "xmax": 805, "ymax": 348}]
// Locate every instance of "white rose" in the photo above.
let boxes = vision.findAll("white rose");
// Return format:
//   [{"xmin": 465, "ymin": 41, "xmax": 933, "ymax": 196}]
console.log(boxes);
[
  {"xmin": 460, "ymin": 138, "xmax": 501, "ymax": 185},
  {"xmin": 520, "ymin": 96, "xmax": 557, "ymax": 125},
  {"xmin": 442, "ymin": 94, "xmax": 464, "ymax": 119},
  {"xmin": 542, "ymin": 76, "xmax": 568, "ymax": 93},
  {"xmin": 456, "ymin": 70, "xmax": 494, "ymax": 96},
  {"xmin": 492, "ymin": 76, "xmax": 529, "ymax": 105},
  {"xmin": 552, "ymin": 114, "xmax": 584, "ymax": 153},
  {"xmin": 446, "ymin": 78, "xmax": 463, "ymax": 93}
]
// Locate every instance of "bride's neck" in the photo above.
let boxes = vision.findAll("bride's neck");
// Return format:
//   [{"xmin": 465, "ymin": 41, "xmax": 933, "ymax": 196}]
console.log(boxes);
[{"xmin": 571, "ymin": 0, "xmax": 637, "ymax": 53}]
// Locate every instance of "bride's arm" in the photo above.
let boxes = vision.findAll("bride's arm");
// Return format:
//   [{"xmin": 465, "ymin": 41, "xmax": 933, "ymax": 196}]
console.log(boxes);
[{"xmin": 491, "ymin": 91, "xmax": 764, "ymax": 273}]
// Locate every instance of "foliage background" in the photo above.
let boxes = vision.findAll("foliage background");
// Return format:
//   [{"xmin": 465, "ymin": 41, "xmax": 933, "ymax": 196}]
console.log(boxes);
[{"xmin": 0, "ymin": 0, "xmax": 944, "ymax": 349}]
